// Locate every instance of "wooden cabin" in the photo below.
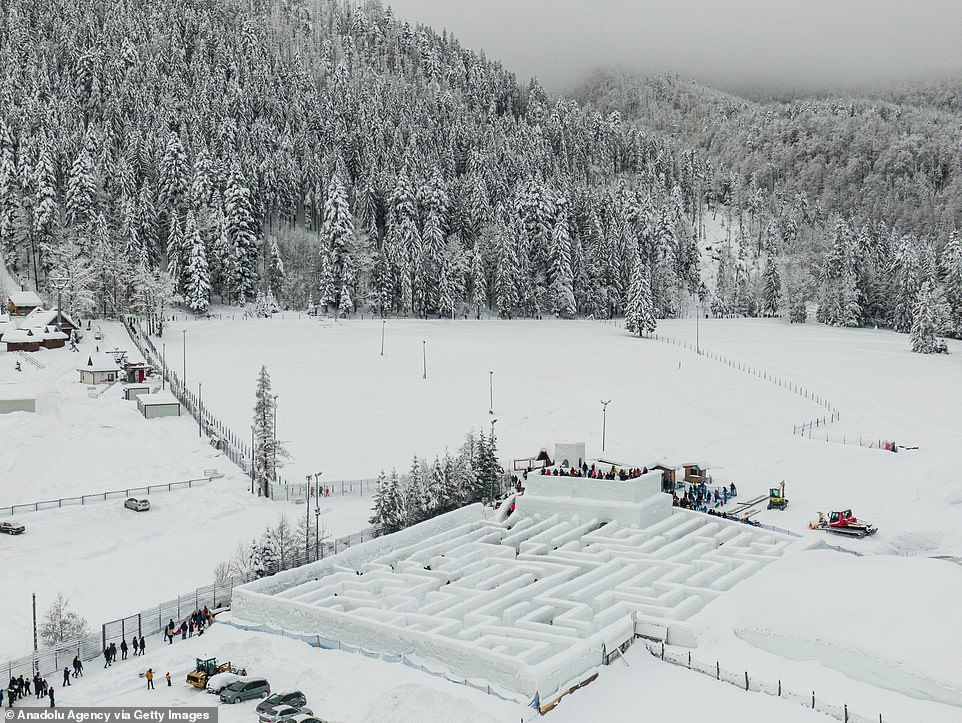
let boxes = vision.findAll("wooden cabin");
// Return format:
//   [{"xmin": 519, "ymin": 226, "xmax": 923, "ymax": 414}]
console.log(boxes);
[
  {"xmin": 7, "ymin": 290, "xmax": 42, "ymax": 316},
  {"xmin": 2, "ymin": 327, "xmax": 42, "ymax": 352}
]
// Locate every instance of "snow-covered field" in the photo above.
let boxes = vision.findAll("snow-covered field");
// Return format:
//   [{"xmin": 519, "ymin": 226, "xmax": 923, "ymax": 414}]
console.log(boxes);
[{"xmin": 3, "ymin": 314, "xmax": 962, "ymax": 721}]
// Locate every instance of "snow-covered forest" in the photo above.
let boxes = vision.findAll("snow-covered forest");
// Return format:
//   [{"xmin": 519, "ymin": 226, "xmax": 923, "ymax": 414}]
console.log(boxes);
[{"xmin": 0, "ymin": 0, "xmax": 959, "ymax": 348}]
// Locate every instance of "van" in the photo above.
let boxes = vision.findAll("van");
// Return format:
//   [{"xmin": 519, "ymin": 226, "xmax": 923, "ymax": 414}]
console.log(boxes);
[{"xmin": 219, "ymin": 677, "xmax": 270, "ymax": 704}]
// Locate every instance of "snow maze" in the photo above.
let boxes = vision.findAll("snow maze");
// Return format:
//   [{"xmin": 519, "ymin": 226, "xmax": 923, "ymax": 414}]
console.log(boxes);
[{"xmin": 233, "ymin": 473, "xmax": 814, "ymax": 698}]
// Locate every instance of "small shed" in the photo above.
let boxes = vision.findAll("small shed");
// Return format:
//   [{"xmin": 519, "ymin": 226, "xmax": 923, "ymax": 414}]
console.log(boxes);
[
  {"xmin": 122, "ymin": 352, "xmax": 152, "ymax": 383},
  {"xmin": 682, "ymin": 463, "xmax": 712, "ymax": 484},
  {"xmin": 77, "ymin": 353, "xmax": 121, "ymax": 384},
  {"xmin": 22, "ymin": 307, "xmax": 79, "ymax": 334},
  {"xmin": 37, "ymin": 325, "xmax": 68, "ymax": 349},
  {"xmin": 553, "ymin": 442, "xmax": 586, "ymax": 470},
  {"xmin": 2, "ymin": 327, "xmax": 42, "ymax": 352},
  {"xmin": 124, "ymin": 384, "xmax": 151, "ymax": 401},
  {"xmin": 651, "ymin": 464, "xmax": 677, "ymax": 490},
  {"xmin": 0, "ymin": 385, "xmax": 36, "ymax": 414},
  {"xmin": 137, "ymin": 391, "xmax": 181, "ymax": 419},
  {"xmin": 7, "ymin": 290, "xmax": 43, "ymax": 315}
]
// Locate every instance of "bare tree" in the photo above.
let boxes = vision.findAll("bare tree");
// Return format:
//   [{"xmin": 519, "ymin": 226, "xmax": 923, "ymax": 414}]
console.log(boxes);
[{"xmin": 39, "ymin": 592, "xmax": 89, "ymax": 646}]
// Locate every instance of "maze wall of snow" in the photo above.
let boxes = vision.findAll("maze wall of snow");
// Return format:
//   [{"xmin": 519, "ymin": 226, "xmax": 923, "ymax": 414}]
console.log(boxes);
[{"xmin": 233, "ymin": 474, "xmax": 813, "ymax": 698}]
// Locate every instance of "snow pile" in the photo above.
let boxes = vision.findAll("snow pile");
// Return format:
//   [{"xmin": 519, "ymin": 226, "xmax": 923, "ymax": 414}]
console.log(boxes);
[
  {"xmin": 694, "ymin": 550, "xmax": 962, "ymax": 707},
  {"xmin": 233, "ymin": 476, "xmax": 812, "ymax": 699}
]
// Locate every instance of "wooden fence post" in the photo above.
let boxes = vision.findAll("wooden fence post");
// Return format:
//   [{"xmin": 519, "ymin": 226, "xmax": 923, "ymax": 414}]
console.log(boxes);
[{"xmin": 744, "ymin": 672, "xmax": 749, "ymax": 691}]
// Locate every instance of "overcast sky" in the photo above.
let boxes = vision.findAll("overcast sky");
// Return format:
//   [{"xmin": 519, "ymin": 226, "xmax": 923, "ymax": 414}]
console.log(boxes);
[{"xmin": 385, "ymin": 0, "xmax": 962, "ymax": 95}]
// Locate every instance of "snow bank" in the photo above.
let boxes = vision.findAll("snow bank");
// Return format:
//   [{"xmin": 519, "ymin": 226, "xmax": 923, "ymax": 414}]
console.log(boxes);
[{"xmin": 695, "ymin": 550, "xmax": 962, "ymax": 707}]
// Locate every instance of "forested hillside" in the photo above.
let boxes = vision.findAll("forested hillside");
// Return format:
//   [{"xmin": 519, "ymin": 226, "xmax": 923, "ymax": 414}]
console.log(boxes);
[
  {"xmin": 0, "ymin": 0, "xmax": 707, "ymax": 330},
  {"xmin": 580, "ymin": 72, "xmax": 962, "ymax": 343}
]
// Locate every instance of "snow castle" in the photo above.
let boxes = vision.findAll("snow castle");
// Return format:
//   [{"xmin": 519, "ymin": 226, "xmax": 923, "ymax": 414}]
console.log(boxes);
[{"xmin": 232, "ymin": 471, "xmax": 812, "ymax": 700}]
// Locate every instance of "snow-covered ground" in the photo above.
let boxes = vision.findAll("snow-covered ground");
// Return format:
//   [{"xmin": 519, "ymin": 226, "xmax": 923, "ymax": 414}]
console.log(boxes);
[{"xmin": 3, "ymin": 314, "xmax": 962, "ymax": 720}]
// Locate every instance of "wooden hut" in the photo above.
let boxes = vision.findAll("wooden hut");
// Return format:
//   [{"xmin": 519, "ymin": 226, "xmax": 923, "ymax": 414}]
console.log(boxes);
[
  {"xmin": 2, "ymin": 327, "xmax": 42, "ymax": 352},
  {"xmin": 7, "ymin": 290, "xmax": 42, "ymax": 315}
]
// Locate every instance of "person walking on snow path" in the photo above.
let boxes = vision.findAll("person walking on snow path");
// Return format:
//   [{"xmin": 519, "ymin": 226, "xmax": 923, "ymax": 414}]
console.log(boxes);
[
  {"xmin": 121, "ymin": 639, "xmax": 128, "ymax": 660},
  {"xmin": 132, "ymin": 637, "xmax": 139, "ymax": 656},
  {"xmin": 145, "ymin": 669, "xmax": 154, "ymax": 690},
  {"xmin": 48, "ymin": 687, "xmax": 55, "ymax": 708},
  {"xmin": 139, "ymin": 635, "xmax": 146, "ymax": 655},
  {"xmin": 103, "ymin": 648, "xmax": 112, "ymax": 668},
  {"xmin": 165, "ymin": 672, "xmax": 171, "ymax": 687},
  {"xmin": 62, "ymin": 667, "xmax": 71, "ymax": 686}
]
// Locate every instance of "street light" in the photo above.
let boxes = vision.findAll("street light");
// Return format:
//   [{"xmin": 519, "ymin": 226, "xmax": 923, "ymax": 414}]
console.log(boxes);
[
  {"xmin": 313, "ymin": 472, "xmax": 323, "ymax": 560},
  {"xmin": 182, "ymin": 328, "xmax": 187, "ymax": 389},
  {"xmin": 161, "ymin": 342, "xmax": 166, "ymax": 391},
  {"xmin": 380, "ymin": 319, "xmax": 385, "ymax": 356},
  {"xmin": 489, "ymin": 371, "xmax": 494, "ymax": 415},
  {"xmin": 600, "ymin": 400, "xmax": 611, "ymax": 452},
  {"xmin": 422, "ymin": 340, "xmax": 427, "ymax": 379},
  {"xmin": 489, "ymin": 418, "xmax": 498, "ymax": 500},
  {"xmin": 272, "ymin": 394, "xmax": 279, "ymax": 482}
]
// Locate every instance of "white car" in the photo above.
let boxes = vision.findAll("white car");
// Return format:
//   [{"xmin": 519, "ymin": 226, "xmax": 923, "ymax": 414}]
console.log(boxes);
[
  {"xmin": 124, "ymin": 498, "xmax": 150, "ymax": 511},
  {"xmin": 258, "ymin": 706, "xmax": 313, "ymax": 723},
  {"xmin": 284, "ymin": 714, "xmax": 325, "ymax": 723},
  {"xmin": 205, "ymin": 672, "xmax": 242, "ymax": 694}
]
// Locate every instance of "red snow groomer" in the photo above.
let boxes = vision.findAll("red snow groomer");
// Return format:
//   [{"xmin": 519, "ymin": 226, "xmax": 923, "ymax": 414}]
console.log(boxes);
[{"xmin": 810, "ymin": 509, "xmax": 877, "ymax": 538}]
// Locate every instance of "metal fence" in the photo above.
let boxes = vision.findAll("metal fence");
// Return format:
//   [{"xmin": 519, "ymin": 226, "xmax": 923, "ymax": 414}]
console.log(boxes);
[
  {"xmin": 644, "ymin": 640, "xmax": 886, "ymax": 723},
  {"xmin": 1, "ymin": 526, "xmax": 379, "ymax": 680},
  {"xmin": 267, "ymin": 478, "xmax": 377, "ymax": 501},
  {"xmin": 0, "ymin": 475, "xmax": 221, "ymax": 517}
]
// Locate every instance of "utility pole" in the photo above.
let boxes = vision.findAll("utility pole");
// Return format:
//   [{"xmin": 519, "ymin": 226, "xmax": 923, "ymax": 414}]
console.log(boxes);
[
  {"xmin": 305, "ymin": 474, "xmax": 312, "ymax": 562},
  {"xmin": 250, "ymin": 425, "xmax": 256, "ymax": 495},
  {"xmin": 313, "ymin": 472, "xmax": 323, "ymax": 560},
  {"xmin": 162, "ymin": 343, "xmax": 166, "ymax": 390},
  {"xmin": 422, "ymin": 340, "xmax": 427, "ymax": 379},
  {"xmin": 272, "ymin": 394, "xmax": 279, "ymax": 483},
  {"xmin": 32, "ymin": 593, "xmax": 38, "ymax": 660},
  {"xmin": 489, "ymin": 371, "xmax": 494, "ymax": 415},
  {"xmin": 198, "ymin": 382, "xmax": 203, "ymax": 437},
  {"xmin": 380, "ymin": 319, "xmax": 385, "ymax": 356},
  {"xmin": 601, "ymin": 400, "xmax": 611, "ymax": 452}
]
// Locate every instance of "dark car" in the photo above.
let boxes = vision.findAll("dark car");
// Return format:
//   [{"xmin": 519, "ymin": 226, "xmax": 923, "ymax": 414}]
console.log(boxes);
[
  {"xmin": 256, "ymin": 691, "xmax": 307, "ymax": 714},
  {"xmin": 219, "ymin": 677, "xmax": 270, "ymax": 704},
  {"xmin": 0, "ymin": 520, "xmax": 25, "ymax": 535}
]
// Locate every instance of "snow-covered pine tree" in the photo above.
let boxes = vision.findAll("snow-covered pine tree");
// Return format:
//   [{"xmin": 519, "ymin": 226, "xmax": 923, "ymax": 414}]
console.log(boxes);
[
  {"xmin": 0, "ymin": 131, "xmax": 16, "ymax": 255},
  {"xmin": 427, "ymin": 456, "xmax": 448, "ymax": 516},
  {"xmin": 471, "ymin": 244, "xmax": 487, "ymax": 317},
  {"xmin": 33, "ymin": 143, "xmax": 60, "ymax": 265},
  {"xmin": 184, "ymin": 210, "xmax": 210, "ymax": 313},
  {"xmin": 226, "ymin": 164, "xmax": 260, "ymax": 303},
  {"xmin": 940, "ymin": 230, "xmax": 962, "ymax": 335},
  {"xmin": 158, "ymin": 132, "xmax": 189, "ymax": 217},
  {"xmin": 495, "ymin": 216, "xmax": 519, "ymax": 318},
  {"xmin": 136, "ymin": 181, "xmax": 158, "ymax": 265},
  {"xmin": 319, "ymin": 172, "xmax": 355, "ymax": 316},
  {"xmin": 476, "ymin": 429, "xmax": 502, "ymax": 501},
  {"xmin": 252, "ymin": 365, "xmax": 286, "ymax": 496},
  {"xmin": 403, "ymin": 457, "xmax": 429, "ymax": 526},
  {"xmin": 166, "ymin": 213, "xmax": 184, "ymax": 290},
  {"xmin": 267, "ymin": 237, "xmax": 285, "ymax": 297},
  {"xmin": 262, "ymin": 515, "xmax": 300, "ymax": 571},
  {"xmin": 65, "ymin": 146, "xmax": 96, "ymax": 230},
  {"xmin": 306, "ymin": 291, "xmax": 315, "ymax": 316},
  {"xmin": 624, "ymin": 251, "xmax": 657, "ymax": 336},
  {"xmin": 910, "ymin": 280, "xmax": 950, "ymax": 354},
  {"xmin": 549, "ymin": 199, "xmax": 576, "ymax": 318},
  {"xmin": 761, "ymin": 229, "xmax": 781, "ymax": 316}
]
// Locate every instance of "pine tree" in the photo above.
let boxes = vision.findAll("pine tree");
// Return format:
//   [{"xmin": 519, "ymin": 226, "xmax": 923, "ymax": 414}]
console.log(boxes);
[
  {"xmin": 910, "ymin": 281, "xmax": 950, "ymax": 354},
  {"xmin": 65, "ymin": 146, "xmax": 96, "ymax": 229},
  {"xmin": 550, "ymin": 200, "xmax": 576, "ymax": 318},
  {"xmin": 158, "ymin": 132, "xmax": 189, "ymax": 216},
  {"xmin": 252, "ymin": 366, "xmax": 286, "ymax": 496},
  {"xmin": 33, "ymin": 144, "xmax": 60, "ymax": 266},
  {"xmin": 940, "ymin": 230, "xmax": 962, "ymax": 335},
  {"xmin": 166, "ymin": 213, "xmax": 184, "ymax": 288},
  {"xmin": 319, "ymin": 173, "xmax": 355, "ymax": 316},
  {"xmin": 403, "ymin": 457, "xmax": 429, "ymax": 526},
  {"xmin": 476, "ymin": 429, "xmax": 502, "ymax": 501},
  {"xmin": 184, "ymin": 210, "xmax": 210, "ymax": 313},
  {"xmin": 226, "ymin": 164, "xmax": 259, "ymax": 303},
  {"xmin": 495, "ymin": 218, "xmax": 519, "ymax": 318},
  {"xmin": 0, "ymin": 130, "xmax": 17, "ymax": 255},
  {"xmin": 427, "ymin": 456, "xmax": 447, "ymax": 516},
  {"xmin": 624, "ymin": 251, "xmax": 657, "ymax": 336},
  {"xmin": 471, "ymin": 245, "xmax": 487, "ymax": 317},
  {"xmin": 761, "ymin": 236, "xmax": 781, "ymax": 316}
]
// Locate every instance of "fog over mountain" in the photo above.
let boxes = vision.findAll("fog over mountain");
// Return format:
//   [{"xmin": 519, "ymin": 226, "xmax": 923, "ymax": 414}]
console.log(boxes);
[{"xmin": 386, "ymin": 0, "xmax": 962, "ymax": 94}]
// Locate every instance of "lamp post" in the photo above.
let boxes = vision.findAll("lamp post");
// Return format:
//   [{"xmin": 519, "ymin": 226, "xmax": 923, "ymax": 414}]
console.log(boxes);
[
  {"xmin": 601, "ymin": 399, "xmax": 611, "ymax": 452},
  {"xmin": 488, "ymin": 371, "xmax": 494, "ymax": 415},
  {"xmin": 695, "ymin": 301, "xmax": 700, "ymax": 355},
  {"xmin": 198, "ymin": 382, "xmax": 203, "ymax": 437},
  {"xmin": 161, "ymin": 343, "xmax": 166, "ymax": 391},
  {"xmin": 49, "ymin": 275, "xmax": 67, "ymax": 334},
  {"xmin": 182, "ymin": 328, "xmax": 187, "ymax": 389},
  {"xmin": 304, "ymin": 474, "xmax": 312, "ymax": 561},
  {"xmin": 272, "ymin": 394, "xmax": 279, "ymax": 483},
  {"xmin": 380, "ymin": 319, "xmax": 385, "ymax": 356},
  {"xmin": 422, "ymin": 340, "xmax": 427, "ymax": 379},
  {"xmin": 489, "ymin": 418, "xmax": 498, "ymax": 500},
  {"xmin": 313, "ymin": 472, "xmax": 323, "ymax": 560},
  {"xmin": 250, "ymin": 425, "xmax": 256, "ymax": 495}
]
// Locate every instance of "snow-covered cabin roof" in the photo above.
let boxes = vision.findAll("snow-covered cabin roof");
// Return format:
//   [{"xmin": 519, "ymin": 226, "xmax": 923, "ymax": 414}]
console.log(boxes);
[
  {"xmin": 7, "ymin": 290, "xmax": 43, "ymax": 308},
  {"xmin": 22, "ymin": 307, "xmax": 78, "ymax": 329},
  {"xmin": 35, "ymin": 325, "xmax": 68, "ymax": 341},
  {"xmin": 78, "ymin": 353, "xmax": 121, "ymax": 373},
  {"xmin": 2, "ymin": 327, "xmax": 40, "ymax": 343},
  {"xmin": 137, "ymin": 391, "xmax": 179, "ymax": 406}
]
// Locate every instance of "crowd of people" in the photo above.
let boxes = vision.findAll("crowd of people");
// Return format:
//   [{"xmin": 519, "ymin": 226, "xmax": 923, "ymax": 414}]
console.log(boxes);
[
  {"xmin": 543, "ymin": 463, "xmax": 650, "ymax": 480},
  {"xmin": 3, "ymin": 606, "xmax": 216, "ymax": 708},
  {"xmin": 671, "ymin": 481, "xmax": 737, "ymax": 511}
]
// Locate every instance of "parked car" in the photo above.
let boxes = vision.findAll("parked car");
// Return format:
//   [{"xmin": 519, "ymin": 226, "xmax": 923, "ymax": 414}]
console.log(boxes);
[
  {"xmin": 94, "ymin": 331, "xmax": 103, "ymax": 340},
  {"xmin": 256, "ymin": 691, "xmax": 307, "ymax": 714},
  {"xmin": 0, "ymin": 520, "xmax": 25, "ymax": 535},
  {"xmin": 205, "ymin": 672, "xmax": 242, "ymax": 694},
  {"xmin": 124, "ymin": 497, "xmax": 150, "ymax": 511},
  {"xmin": 285, "ymin": 714, "xmax": 325, "ymax": 723},
  {"xmin": 219, "ymin": 677, "xmax": 270, "ymax": 703},
  {"xmin": 258, "ymin": 705, "xmax": 312, "ymax": 723}
]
